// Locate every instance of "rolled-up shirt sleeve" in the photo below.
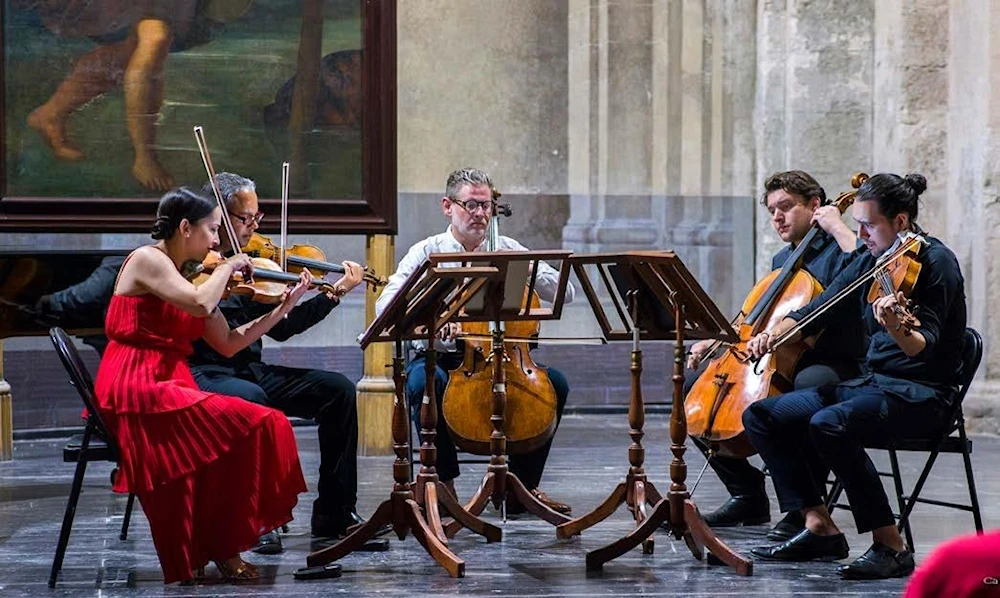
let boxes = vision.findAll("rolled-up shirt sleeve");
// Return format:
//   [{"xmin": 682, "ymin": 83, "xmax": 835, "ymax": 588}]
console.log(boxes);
[
  {"xmin": 375, "ymin": 239, "xmax": 432, "ymax": 318},
  {"xmin": 502, "ymin": 237, "xmax": 575, "ymax": 305}
]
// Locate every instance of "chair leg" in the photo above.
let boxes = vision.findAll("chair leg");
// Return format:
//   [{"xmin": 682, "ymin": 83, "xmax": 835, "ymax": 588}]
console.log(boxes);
[
  {"xmin": 120, "ymin": 493, "xmax": 136, "ymax": 541},
  {"xmin": 49, "ymin": 455, "xmax": 91, "ymax": 588},
  {"xmin": 958, "ymin": 424, "xmax": 984, "ymax": 534},
  {"xmin": 887, "ymin": 449, "xmax": 914, "ymax": 552},
  {"xmin": 896, "ymin": 448, "xmax": 940, "ymax": 552},
  {"xmin": 825, "ymin": 478, "xmax": 844, "ymax": 514}
]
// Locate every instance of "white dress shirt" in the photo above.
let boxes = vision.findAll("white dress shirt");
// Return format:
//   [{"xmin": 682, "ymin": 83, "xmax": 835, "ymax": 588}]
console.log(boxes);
[{"xmin": 375, "ymin": 226, "xmax": 575, "ymax": 352}]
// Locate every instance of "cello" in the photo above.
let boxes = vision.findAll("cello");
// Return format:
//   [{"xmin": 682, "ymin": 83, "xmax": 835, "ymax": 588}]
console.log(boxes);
[
  {"xmin": 439, "ymin": 187, "xmax": 560, "ymax": 455},
  {"xmin": 684, "ymin": 173, "xmax": 868, "ymax": 458}
]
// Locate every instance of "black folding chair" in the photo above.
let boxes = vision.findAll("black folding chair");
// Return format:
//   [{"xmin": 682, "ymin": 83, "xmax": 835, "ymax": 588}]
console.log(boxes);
[
  {"xmin": 48, "ymin": 327, "xmax": 136, "ymax": 588},
  {"xmin": 826, "ymin": 327, "xmax": 985, "ymax": 552}
]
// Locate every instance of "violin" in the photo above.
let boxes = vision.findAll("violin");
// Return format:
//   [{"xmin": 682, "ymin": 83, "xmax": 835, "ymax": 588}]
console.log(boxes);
[
  {"xmin": 191, "ymin": 126, "xmax": 338, "ymax": 304},
  {"xmin": 188, "ymin": 250, "xmax": 339, "ymax": 304},
  {"xmin": 242, "ymin": 232, "xmax": 386, "ymax": 289},
  {"xmin": 866, "ymin": 238, "xmax": 921, "ymax": 334},
  {"xmin": 684, "ymin": 173, "xmax": 869, "ymax": 458},
  {"xmin": 769, "ymin": 231, "xmax": 927, "ymax": 349}
]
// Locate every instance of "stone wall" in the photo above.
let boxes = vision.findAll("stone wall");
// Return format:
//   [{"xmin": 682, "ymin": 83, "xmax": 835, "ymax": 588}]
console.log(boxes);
[{"xmin": 9, "ymin": 0, "xmax": 999, "ymax": 432}]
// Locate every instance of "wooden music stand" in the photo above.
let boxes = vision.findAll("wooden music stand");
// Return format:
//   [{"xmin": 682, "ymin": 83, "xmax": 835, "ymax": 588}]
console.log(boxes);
[
  {"xmin": 560, "ymin": 251, "xmax": 752, "ymax": 575},
  {"xmin": 307, "ymin": 260, "xmax": 502, "ymax": 578},
  {"xmin": 424, "ymin": 250, "xmax": 577, "ymax": 534}
]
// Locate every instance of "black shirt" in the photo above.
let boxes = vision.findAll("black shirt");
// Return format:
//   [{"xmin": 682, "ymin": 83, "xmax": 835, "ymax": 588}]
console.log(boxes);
[
  {"xmin": 771, "ymin": 231, "xmax": 866, "ymax": 371},
  {"xmin": 788, "ymin": 234, "xmax": 967, "ymax": 403},
  {"xmin": 188, "ymin": 292, "xmax": 339, "ymax": 374}
]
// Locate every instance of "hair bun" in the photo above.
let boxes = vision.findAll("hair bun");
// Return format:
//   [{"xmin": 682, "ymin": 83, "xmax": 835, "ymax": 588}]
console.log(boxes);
[
  {"xmin": 904, "ymin": 173, "xmax": 927, "ymax": 196},
  {"xmin": 150, "ymin": 215, "xmax": 172, "ymax": 240}
]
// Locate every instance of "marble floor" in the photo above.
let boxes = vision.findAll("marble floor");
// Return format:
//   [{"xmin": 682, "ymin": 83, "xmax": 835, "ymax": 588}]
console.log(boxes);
[{"xmin": 1, "ymin": 414, "xmax": 996, "ymax": 597}]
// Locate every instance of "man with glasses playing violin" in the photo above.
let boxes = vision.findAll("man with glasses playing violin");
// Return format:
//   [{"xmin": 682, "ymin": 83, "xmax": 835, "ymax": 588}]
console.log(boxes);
[
  {"xmin": 375, "ymin": 167, "xmax": 575, "ymax": 516},
  {"xmin": 743, "ymin": 172, "xmax": 967, "ymax": 580},
  {"xmin": 683, "ymin": 170, "xmax": 864, "ymax": 541},
  {"xmin": 187, "ymin": 172, "xmax": 376, "ymax": 554}
]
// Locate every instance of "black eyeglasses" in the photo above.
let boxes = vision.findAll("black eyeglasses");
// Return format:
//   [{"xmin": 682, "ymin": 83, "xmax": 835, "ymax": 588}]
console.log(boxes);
[
  {"xmin": 232, "ymin": 211, "xmax": 264, "ymax": 225},
  {"xmin": 448, "ymin": 198, "xmax": 495, "ymax": 214}
]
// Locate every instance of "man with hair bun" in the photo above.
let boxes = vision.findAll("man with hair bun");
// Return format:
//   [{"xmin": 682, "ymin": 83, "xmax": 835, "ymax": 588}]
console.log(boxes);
[{"xmin": 744, "ymin": 172, "xmax": 968, "ymax": 580}]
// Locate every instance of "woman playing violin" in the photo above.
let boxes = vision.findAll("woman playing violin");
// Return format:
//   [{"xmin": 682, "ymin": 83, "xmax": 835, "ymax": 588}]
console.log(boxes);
[
  {"xmin": 187, "ymin": 172, "xmax": 375, "ymax": 552},
  {"xmin": 742, "ymin": 173, "xmax": 967, "ymax": 580},
  {"xmin": 94, "ymin": 187, "xmax": 310, "ymax": 584}
]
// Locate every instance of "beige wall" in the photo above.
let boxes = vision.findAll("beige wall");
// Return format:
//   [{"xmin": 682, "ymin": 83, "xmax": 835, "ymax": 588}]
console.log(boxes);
[{"xmin": 5, "ymin": 0, "xmax": 1000, "ymax": 429}]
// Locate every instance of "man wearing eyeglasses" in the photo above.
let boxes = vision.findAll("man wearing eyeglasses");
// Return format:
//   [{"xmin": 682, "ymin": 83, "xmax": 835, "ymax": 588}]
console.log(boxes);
[
  {"xmin": 375, "ymin": 167, "xmax": 575, "ymax": 516},
  {"xmin": 187, "ymin": 172, "xmax": 379, "ymax": 554}
]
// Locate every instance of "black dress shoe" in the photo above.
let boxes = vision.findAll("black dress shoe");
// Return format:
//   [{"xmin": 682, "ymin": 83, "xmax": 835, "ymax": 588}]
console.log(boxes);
[
  {"xmin": 751, "ymin": 529, "xmax": 849, "ymax": 562},
  {"xmin": 837, "ymin": 542, "xmax": 914, "ymax": 579},
  {"xmin": 703, "ymin": 495, "xmax": 771, "ymax": 527},
  {"xmin": 766, "ymin": 510, "xmax": 805, "ymax": 542},
  {"xmin": 312, "ymin": 510, "xmax": 391, "ymax": 539},
  {"xmin": 251, "ymin": 529, "xmax": 283, "ymax": 555}
]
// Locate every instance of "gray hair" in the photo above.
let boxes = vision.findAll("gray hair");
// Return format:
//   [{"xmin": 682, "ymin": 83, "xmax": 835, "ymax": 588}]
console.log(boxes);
[
  {"xmin": 203, "ymin": 172, "xmax": 256, "ymax": 210},
  {"xmin": 445, "ymin": 168, "xmax": 493, "ymax": 199}
]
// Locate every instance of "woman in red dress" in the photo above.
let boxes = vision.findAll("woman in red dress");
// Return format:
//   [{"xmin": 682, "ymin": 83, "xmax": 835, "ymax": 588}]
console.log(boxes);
[{"xmin": 94, "ymin": 186, "xmax": 310, "ymax": 583}]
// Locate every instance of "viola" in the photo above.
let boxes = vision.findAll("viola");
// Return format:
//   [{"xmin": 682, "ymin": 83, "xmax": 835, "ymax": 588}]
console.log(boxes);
[
  {"xmin": 684, "ymin": 173, "xmax": 868, "ymax": 458},
  {"xmin": 188, "ymin": 250, "xmax": 339, "ymax": 304},
  {"xmin": 441, "ymin": 289, "xmax": 559, "ymax": 455},
  {"xmin": 865, "ymin": 238, "xmax": 921, "ymax": 334},
  {"xmin": 770, "ymin": 231, "xmax": 927, "ymax": 349},
  {"xmin": 242, "ymin": 232, "xmax": 386, "ymax": 289}
]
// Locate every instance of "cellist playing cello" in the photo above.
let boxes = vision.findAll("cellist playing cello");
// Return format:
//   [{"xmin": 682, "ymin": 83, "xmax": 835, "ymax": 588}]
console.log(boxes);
[
  {"xmin": 374, "ymin": 167, "xmax": 575, "ymax": 516},
  {"xmin": 683, "ymin": 171, "xmax": 865, "ymax": 540},
  {"xmin": 744, "ymin": 173, "xmax": 967, "ymax": 580}
]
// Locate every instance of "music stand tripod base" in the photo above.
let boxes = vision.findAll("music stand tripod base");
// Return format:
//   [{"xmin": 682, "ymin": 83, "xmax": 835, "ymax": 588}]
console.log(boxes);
[{"xmin": 565, "ymin": 252, "xmax": 753, "ymax": 576}]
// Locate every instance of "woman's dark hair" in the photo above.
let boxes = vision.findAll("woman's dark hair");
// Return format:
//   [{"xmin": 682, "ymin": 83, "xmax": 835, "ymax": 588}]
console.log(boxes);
[
  {"xmin": 150, "ymin": 187, "xmax": 218, "ymax": 240},
  {"xmin": 855, "ymin": 172, "xmax": 927, "ymax": 222},
  {"xmin": 759, "ymin": 170, "xmax": 827, "ymax": 206}
]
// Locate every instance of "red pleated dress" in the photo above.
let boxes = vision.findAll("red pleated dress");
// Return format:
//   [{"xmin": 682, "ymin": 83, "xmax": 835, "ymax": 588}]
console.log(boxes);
[{"xmin": 94, "ymin": 293, "xmax": 307, "ymax": 583}]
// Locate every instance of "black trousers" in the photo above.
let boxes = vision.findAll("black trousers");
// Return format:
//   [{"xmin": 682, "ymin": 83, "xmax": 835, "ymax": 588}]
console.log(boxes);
[
  {"xmin": 685, "ymin": 361, "xmax": 850, "ymax": 500},
  {"xmin": 405, "ymin": 352, "xmax": 569, "ymax": 489},
  {"xmin": 742, "ymin": 379, "xmax": 947, "ymax": 533},
  {"xmin": 191, "ymin": 363, "xmax": 358, "ymax": 518}
]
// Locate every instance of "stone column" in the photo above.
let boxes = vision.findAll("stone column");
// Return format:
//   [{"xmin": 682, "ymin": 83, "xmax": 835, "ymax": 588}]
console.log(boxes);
[
  {"xmin": 563, "ymin": 0, "xmax": 660, "ymax": 254},
  {"xmin": 754, "ymin": 0, "xmax": 874, "ymax": 278},
  {"xmin": 564, "ymin": 0, "xmax": 756, "ymax": 317},
  {"xmin": 947, "ymin": 0, "xmax": 1000, "ymax": 432},
  {"xmin": 872, "ymin": 0, "xmax": 949, "ymax": 227}
]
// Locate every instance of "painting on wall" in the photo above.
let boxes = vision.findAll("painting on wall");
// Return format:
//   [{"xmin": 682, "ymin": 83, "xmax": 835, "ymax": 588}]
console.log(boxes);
[{"xmin": 0, "ymin": 0, "xmax": 396, "ymax": 233}]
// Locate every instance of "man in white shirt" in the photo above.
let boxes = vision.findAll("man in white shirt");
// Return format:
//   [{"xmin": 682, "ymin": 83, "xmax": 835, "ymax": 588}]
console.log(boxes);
[{"xmin": 375, "ymin": 167, "xmax": 573, "ymax": 515}]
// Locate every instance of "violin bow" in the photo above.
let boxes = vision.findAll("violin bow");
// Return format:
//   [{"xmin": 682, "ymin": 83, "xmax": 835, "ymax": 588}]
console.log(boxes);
[
  {"xmin": 193, "ymin": 126, "xmax": 243, "ymax": 256},
  {"xmin": 280, "ymin": 162, "xmax": 290, "ymax": 272},
  {"xmin": 769, "ymin": 233, "xmax": 926, "ymax": 351}
]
